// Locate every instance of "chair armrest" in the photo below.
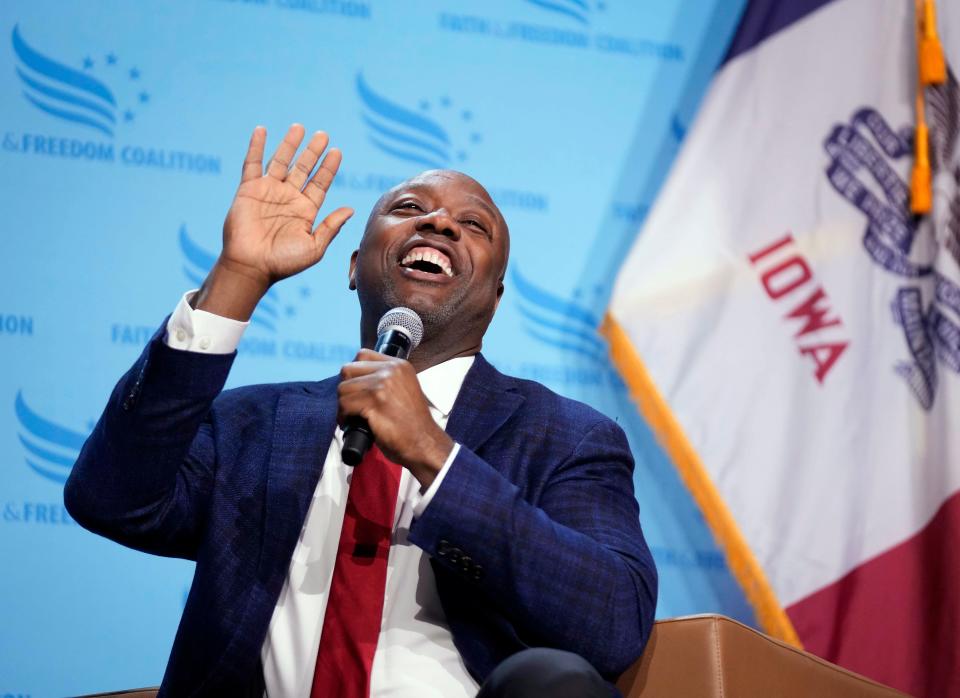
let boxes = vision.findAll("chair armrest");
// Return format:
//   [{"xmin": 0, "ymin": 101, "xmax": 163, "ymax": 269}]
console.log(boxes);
[{"xmin": 617, "ymin": 614, "xmax": 906, "ymax": 697}]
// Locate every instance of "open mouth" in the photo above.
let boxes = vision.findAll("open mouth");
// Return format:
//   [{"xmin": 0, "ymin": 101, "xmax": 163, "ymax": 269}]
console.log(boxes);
[{"xmin": 399, "ymin": 246, "xmax": 455, "ymax": 278}]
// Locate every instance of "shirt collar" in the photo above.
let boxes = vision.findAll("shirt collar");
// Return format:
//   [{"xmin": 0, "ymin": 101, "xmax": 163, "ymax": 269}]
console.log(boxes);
[{"xmin": 417, "ymin": 355, "xmax": 475, "ymax": 418}]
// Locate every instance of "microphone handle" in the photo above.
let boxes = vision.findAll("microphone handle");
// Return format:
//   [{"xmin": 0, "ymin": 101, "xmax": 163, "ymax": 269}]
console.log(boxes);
[{"xmin": 340, "ymin": 329, "xmax": 412, "ymax": 465}]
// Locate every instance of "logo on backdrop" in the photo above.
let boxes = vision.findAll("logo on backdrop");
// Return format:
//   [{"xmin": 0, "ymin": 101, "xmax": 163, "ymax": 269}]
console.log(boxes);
[
  {"xmin": 357, "ymin": 72, "xmax": 481, "ymax": 170},
  {"xmin": 14, "ymin": 391, "xmax": 86, "ymax": 485},
  {"xmin": 438, "ymin": 1, "xmax": 682, "ymax": 61},
  {"xmin": 512, "ymin": 267, "xmax": 607, "ymax": 365},
  {"xmin": 497, "ymin": 267, "xmax": 625, "ymax": 390},
  {"xmin": 337, "ymin": 72, "xmax": 549, "ymax": 214},
  {"xmin": 5, "ymin": 391, "xmax": 86, "ymax": 526},
  {"xmin": 12, "ymin": 24, "xmax": 146, "ymax": 138},
  {"xmin": 4, "ymin": 24, "xmax": 220, "ymax": 174},
  {"xmin": 523, "ymin": 0, "xmax": 601, "ymax": 26},
  {"xmin": 823, "ymin": 69, "xmax": 960, "ymax": 409}
]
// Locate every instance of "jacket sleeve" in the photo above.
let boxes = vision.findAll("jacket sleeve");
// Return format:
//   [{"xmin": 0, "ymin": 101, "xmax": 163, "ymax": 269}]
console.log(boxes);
[
  {"xmin": 64, "ymin": 327, "xmax": 234, "ymax": 560},
  {"xmin": 407, "ymin": 418, "xmax": 658, "ymax": 678}
]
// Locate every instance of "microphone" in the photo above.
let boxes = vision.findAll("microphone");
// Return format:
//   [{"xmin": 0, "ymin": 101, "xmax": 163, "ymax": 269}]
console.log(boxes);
[{"xmin": 341, "ymin": 307, "xmax": 424, "ymax": 465}]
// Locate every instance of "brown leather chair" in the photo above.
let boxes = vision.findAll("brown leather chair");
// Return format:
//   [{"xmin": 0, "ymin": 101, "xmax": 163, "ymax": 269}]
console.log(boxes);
[
  {"xmin": 80, "ymin": 614, "xmax": 906, "ymax": 697},
  {"xmin": 616, "ymin": 614, "xmax": 906, "ymax": 697}
]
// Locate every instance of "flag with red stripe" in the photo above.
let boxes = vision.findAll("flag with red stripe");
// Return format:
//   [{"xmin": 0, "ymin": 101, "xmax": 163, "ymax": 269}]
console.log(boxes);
[{"xmin": 604, "ymin": 1, "xmax": 960, "ymax": 694}]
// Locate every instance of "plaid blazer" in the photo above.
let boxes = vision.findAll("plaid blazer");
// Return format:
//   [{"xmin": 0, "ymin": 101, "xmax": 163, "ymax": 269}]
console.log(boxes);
[{"xmin": 66, "ymin": 330, "xmax": 657, "ymax": 697}]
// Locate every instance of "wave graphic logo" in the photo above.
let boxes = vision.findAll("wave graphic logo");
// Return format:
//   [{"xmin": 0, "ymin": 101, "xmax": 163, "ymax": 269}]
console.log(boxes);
[
  {"xmin": 11, "ymin": 24, "xmax": 149, "ymax": 137},
  {"xmin": 180, "ymin": 225, "xmax": 294, "ymax": 333},
  {"xmin": 522, "ymin": 0, "xmax": 603, "ymax": 25},
  {"xmin": 512, "ymin": 268, "xmax": 607, "ymax": 363},
  {"xmin": 15, "ymin": 391, "xmax": 87, "ymax": 484},
  {"xmin": 357, "ymin": 72, "xmax": 481, "ymax": 170}
]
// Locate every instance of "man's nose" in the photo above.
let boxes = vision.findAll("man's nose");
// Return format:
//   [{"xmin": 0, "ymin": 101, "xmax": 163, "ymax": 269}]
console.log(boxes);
[{"xmin": 415, "ymin": 209, "xmax": 460, "ymax": 239}]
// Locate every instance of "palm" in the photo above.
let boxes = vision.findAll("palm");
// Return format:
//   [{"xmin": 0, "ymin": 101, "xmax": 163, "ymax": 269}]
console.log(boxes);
[
  {"xmin": 221, "ymin": 125, "xmax": 353, "ymax": 285},
  {"xmin": 227, "ymin": 178, "xmax": 318, "ymax": 277}
]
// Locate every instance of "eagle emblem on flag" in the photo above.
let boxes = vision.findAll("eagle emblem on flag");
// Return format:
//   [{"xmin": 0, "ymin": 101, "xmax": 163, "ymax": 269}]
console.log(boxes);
[{"xmin": 824, "ymin": 67, "xmax": 960, "ymax": 409}]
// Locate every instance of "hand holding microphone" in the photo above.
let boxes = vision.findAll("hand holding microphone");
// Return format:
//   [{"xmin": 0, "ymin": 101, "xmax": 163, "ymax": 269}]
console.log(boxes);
[
  {"xmin": 337, "ymin": 308, "xmax": 453, "ymax": 487},
  {"xmin": 341, "ymin": 307, "xmax": 424, "ymax": 465}
]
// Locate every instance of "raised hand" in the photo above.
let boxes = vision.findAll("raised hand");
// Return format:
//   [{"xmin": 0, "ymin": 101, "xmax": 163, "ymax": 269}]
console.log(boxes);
[{"xmin": 193, "ymin": 124, "xmax": 354, "ymax": 320}]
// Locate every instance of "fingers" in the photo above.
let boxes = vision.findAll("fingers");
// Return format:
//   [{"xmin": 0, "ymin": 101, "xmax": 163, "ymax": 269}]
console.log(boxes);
[
  {"xmin": 286, "ymin": 131, "xmax": 330, "ymax": 190},
  {"xmin": 337, "ymin": 373, "xmax": 383, "ymax": 402},
  {"xmin": 336, "ymin": 360, "xmax": 410, "ymax": 414},
  {"xmin": 246, "ymin": 124, "xmax": 345, "ymax": 200},
  {"xmin": 336, "ymin": 392, "xmax": 367, "ymax": 424},
  {"xmin": 336, "ymin": 369, "xmax": 387, "ymax": 425},
  {"xmin": 240, "ymin": 126, "xmax": 266, "ymax": 183},
  {"xmin": 354, "ymin": 348, "xmax": 383, "ymax": 361},
  {"xmin": 304, "ymin": 147, "xmax": 343, "ymax": 209},
  {"xmin": 266, "ymin": 123, "xmax": 305, "ymax": 179},
  {"xmin": 337, "ymin": 386, "xmax": 384, "ymax": 426},
  {"xmin": 312, "ymin": 206, "xmax": 354, "ymax": 254},
  {"xmin": 339, "ymin": 354, "xmax": 394, "ymax": 380}
]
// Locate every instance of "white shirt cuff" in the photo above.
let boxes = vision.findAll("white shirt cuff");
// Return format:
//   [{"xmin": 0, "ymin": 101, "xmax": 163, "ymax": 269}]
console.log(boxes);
[
  {"xmin": 413, "ymin": 442, "xmax": 460, "ymax": 517},
  {"xmin": 164, "ymin": 290, "xmax": 249, "ymax": 354}
]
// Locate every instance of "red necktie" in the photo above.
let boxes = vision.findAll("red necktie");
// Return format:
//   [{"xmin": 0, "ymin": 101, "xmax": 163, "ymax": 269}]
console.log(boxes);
[{"xmin": 310, "ymin": 445, "xmax": 402, "ymax": 698}]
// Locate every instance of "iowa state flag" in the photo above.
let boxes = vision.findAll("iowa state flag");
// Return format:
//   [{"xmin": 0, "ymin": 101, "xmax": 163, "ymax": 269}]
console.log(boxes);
[{"xmin": 604, "ymin": 1, "xmax": 960, "ymax": 694}]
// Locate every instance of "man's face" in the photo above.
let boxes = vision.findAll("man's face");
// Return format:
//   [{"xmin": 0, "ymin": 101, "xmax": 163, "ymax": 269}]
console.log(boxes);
[{"xmin": 350, "ymin": 170, "xmax": 509, "ymax": 342}]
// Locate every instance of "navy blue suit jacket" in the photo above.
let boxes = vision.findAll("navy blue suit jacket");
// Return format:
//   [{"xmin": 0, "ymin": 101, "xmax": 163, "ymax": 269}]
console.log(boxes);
[{"xmin": 65, "ymin": 330, "xmax": 657, "ymax": 696}]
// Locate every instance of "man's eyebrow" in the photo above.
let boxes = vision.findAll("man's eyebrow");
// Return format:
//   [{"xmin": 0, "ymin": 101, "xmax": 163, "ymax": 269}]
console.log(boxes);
[
  {"xmin": 381, "ymin": 183, "xmax": 423, "ymax": 201},
  {"xmin": 391, "ymin": 182, "xmax": 436, "ymax": 196},
  {"xmin": 389, "ymin": 183, "xmax": 502, "ymax": 223},
  {"xmin": 464, "ymin": 194, "xmax": 500, "ymax": 221},
  {"xmin": 382, "ymin": 183, "xmax": 431, "ymax": 207}
]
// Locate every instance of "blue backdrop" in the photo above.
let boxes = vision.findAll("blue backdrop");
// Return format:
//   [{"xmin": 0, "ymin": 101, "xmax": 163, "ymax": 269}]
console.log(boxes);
[{"xmin": 0, "ymin": 1, "xmax": 748, "ymax": 695}]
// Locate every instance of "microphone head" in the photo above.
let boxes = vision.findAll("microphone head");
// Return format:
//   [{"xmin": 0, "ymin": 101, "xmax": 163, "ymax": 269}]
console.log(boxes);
[{"xmin": 377, "ymin": 307, "xmax": 424, "ymax": 351}]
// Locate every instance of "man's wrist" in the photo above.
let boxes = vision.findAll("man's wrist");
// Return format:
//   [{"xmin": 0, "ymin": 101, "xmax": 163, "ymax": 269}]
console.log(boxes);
[
  {"xmin": 413, "ymin": 442, "xmax": 460, "ymax": 516},
  {"xmin": 408, "ymin": 429, "xmax": 455, "ymax": 490},
  {"xmin": 192, "ymin": 258, "xmax": 270, "ymax": 321}
]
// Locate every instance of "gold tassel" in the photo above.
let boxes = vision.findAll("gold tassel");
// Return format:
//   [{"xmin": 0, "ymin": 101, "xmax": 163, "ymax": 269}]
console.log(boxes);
[
  {"xmin": 919, "ymin": 0, "xmax": 946, "ymax": 85},
  {"xmin": 910, "ymin": 119, "xmax": 932, "ymax": 214},
  {"xmin": 910, "ymin": 0, "xmax": 934, "ymax": 213}
]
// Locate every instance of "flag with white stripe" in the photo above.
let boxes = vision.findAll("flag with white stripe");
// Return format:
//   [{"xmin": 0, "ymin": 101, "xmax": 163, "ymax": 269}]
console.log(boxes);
[{"xmin": 605, "ymin": 1, "xmax": 960, "ymax": 694}]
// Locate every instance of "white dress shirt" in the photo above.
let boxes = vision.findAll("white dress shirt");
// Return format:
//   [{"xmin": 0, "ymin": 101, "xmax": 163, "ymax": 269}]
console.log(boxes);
[{"xmin": 165, "ymin": 293, "xmax": 479, "ymax": 697}]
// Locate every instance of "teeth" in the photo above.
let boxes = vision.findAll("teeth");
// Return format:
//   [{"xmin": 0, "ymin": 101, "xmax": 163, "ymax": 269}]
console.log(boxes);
[{"xmin": 400, "ymin": 247, "xmax": 454, "ymax": 277}]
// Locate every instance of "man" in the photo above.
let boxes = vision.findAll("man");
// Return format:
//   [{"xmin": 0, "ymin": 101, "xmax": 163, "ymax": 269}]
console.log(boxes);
[{"xmin": 65, "ymin": 124, "xmax": 657, "ymax": 697}]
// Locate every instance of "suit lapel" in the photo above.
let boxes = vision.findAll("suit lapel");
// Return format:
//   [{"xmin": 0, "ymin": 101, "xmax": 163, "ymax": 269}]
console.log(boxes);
[
  {"xmin": 446, "ymin": 354, "xmax": 524, "ymax": 454},
  {"xmin": 259, "ymin": 380, "xmax": 338, "ymax": 581}
]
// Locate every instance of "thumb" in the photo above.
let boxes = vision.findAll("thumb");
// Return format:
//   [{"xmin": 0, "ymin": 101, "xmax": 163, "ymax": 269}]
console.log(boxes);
[{"xmin": 310, "ymin": 207, "xmax": 355, "ymax": 261}]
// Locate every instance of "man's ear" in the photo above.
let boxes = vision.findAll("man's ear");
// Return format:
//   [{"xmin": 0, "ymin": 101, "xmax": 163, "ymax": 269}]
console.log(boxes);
[
  {"xmin": 348, "ymin": 250, "xmax": 359, "ymax": 290},
  {"xmin": 494, "ymin": 279, "xmax": 505, "ymax": 311}
]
